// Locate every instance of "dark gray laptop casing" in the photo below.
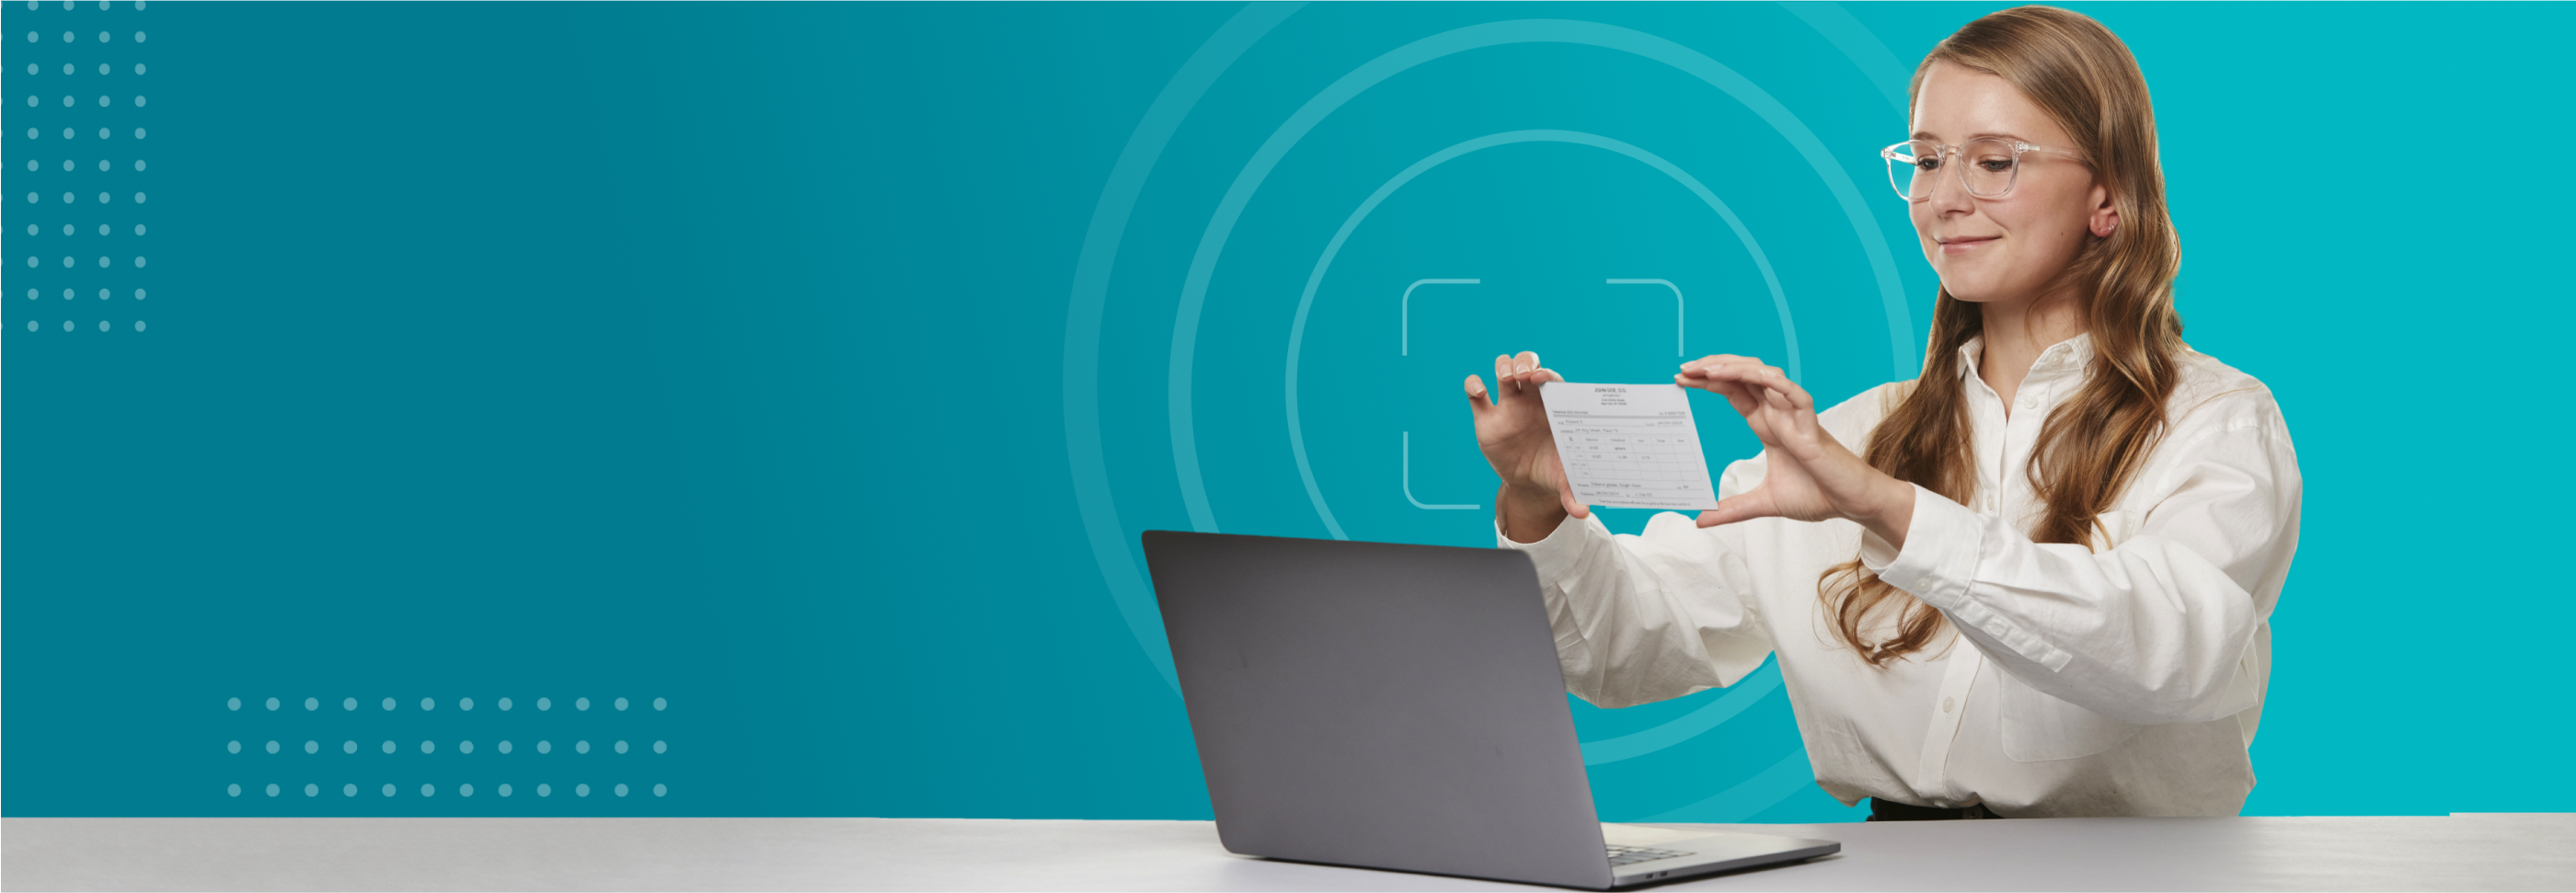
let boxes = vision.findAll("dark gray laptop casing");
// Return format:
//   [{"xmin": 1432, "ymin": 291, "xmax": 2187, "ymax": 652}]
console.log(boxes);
[{"xmin": 1144, "ymin": 530, "xmax": 1619, "ymax": 888}]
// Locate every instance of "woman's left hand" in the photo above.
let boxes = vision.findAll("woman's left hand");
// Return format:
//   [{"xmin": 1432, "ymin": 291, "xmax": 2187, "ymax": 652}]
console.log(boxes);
[{"xmin": 1675, "ymin": 357, "xmax": 1915, "ymax": 546}]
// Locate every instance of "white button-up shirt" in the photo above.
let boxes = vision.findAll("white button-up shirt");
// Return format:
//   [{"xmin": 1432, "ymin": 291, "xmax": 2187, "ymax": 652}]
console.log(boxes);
[{"xmin": 1499, "ymin": 334, "xmax": 2300, "ymax": 817}]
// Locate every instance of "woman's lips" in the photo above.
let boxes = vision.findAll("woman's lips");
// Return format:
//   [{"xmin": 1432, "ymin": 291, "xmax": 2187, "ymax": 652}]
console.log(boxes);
[{"xmin": 1940, "ymin": 236, "xmax": 1998, "ymax": 255}]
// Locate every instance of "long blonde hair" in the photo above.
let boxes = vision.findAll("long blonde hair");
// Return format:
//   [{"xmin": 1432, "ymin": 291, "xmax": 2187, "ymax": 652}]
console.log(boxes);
[{"xmin": 1823, "ymin": 5, "xmax": 2184, "ymax": 666}]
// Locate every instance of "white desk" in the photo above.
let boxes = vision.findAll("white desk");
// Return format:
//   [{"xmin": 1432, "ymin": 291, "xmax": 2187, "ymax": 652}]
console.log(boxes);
[{"xmin": 6, "ymin": 815, "xmax": 2570, "ymax": 890}]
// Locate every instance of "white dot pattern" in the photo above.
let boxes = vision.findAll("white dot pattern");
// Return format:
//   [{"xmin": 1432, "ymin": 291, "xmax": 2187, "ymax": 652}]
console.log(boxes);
[
  {"xmin": 211, "ymin": 692, "xmax": 670, "ymax": 805},
  {"xmin": 11, "ymin": 17, "xmax": 149, "ymax": 345}
]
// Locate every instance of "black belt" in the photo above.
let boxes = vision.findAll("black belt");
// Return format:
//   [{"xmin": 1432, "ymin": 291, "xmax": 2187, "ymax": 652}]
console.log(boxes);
[{"xmin": 1867, "ymin": 797, "xmax": 1998, "ymax": 820}]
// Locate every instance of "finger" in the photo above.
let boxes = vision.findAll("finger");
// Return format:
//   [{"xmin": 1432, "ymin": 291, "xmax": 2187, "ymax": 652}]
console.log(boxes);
[
  {"xmin": 1695, "ymin": 492, "xmax": 1772, "ymax": 528},
  {"xmin": 1744, "ymin": 365, "xmax": 1814, "ymax": 414},
  {"xmin": 1753, "ymin": 386, "xmax": 1821, "ymax": 452},
  {"xmin": 1512, "ymin": 351, "xmax": 1540, "ymax": 390},
  {"xmin": 1738, "ymin": 398, "xmax": 1779, "ymax": 441},
  {"xmin": 1692, "ymin": 372, "xmax": 1755, "ymax": 403},
  {"xmin": 1676, "ymin": 361, "xmax": 1754, "ymax": 396},
  {"xmin": 1717, "ymin": 365, "xmax": 1800, "ymax": 415},
  {"xmin": 1498, "ymin": 353, "xmax": 1534, "ymax": 395},
  {"xmin": 1529, "ymin": 366, "xmax": 1564, "ymax": 386},
  {"xmin": 1688, "ymin": 360, "xmax": 1768, "ymax": 386},
  {"xmin": 1686, "ymin": 376, "xmax": 1758, "ymax": 418},
  {"xmin": 1757, "ymin": 383, "xmax": 1806, "ymax": 428},
  {"xmin": 1466, "ymin": 374, "xmax": 1491, "ymax": 414},
  {"xmin": 1683, "ymin": 364, "xmax": 1765, "ymax": 413},
  {"xmin": 1680, "ymin": 362, "xmax": 1770, "ymax": 401},
  {"xmin": 1726, "ymin": 389, "xmax": 1761, "ymax": 418},
  {"xmin": 1559, "ymin": 481, "xmax": 1591, "ymax": 520},
  {"xmin": 1758, "ymin": 377, "xmax": 1814, "ymax": 420},
  {"xmin": 1778, "ymin": 372, "xmax": 1817, "ymax": 413},
  {"xmin": 1678, "ymin": 354, "xmax": 1758, "ymax": 374}
]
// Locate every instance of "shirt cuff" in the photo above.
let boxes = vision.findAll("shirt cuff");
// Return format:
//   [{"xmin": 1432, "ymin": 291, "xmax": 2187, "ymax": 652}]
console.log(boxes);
[
  {"xmin": 1872, "ymin": 483, "xmax": 1984, "ymax": 611},
  {"xmin": 1495, "ymin": 511, "xmax": 1594, "ymax": 583},
  {"xmin": 1857, "ymin": 529, "xmax": 1900, "ymax": 572},
  {"xmin": 1875, "ymin": 484, "xmax": 2075, "ymax": 672}
]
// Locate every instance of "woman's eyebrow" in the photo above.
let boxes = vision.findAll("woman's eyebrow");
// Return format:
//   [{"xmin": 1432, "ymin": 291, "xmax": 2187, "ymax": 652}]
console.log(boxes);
[{"xmin": 1911, "ymin": 130, "xmax": 2030, "ymax": 142}]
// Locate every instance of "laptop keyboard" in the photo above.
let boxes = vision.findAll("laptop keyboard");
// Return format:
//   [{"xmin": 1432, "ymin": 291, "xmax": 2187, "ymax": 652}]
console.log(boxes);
[{"xmin": 1605, "ymin": 845, "xmax": 1695, "ymax": 866}]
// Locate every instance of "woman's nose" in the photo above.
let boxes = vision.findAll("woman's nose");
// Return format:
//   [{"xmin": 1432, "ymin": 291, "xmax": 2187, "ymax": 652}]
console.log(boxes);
[{"xmin": 1923, "ymin": 159, "xmax": 1978, "ymax": 212}]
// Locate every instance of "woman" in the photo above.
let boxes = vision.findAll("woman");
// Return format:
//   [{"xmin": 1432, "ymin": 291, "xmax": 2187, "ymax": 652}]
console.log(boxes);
[{"xmin": 1462, "ymin": 5, "xmax": 2298, "ymax": 819}]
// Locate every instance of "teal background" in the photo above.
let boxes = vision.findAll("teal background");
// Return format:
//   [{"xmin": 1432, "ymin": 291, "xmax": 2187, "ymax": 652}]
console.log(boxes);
[{"xmin": 4, "ymin": 1, "xmax": 2568, "ymax": 819}]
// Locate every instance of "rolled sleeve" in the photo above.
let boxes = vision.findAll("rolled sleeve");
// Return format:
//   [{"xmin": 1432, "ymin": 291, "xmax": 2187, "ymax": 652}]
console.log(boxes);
[
  {"xmin": 1495, "ymin": 511, "xmax": 1595, "ymax": 582},
  {"xmin": 1864, "ymin": 418, "xmax": 2296, "ymax": 724},
  {"xmin": 1871, "ymin": 484, "xmax": 1983, "ymax": 603},
  {"xmin": 1494, "ymin": 509, "xmax": 1771, "ymax": 707},
  {"xmin": 1873, "ymin": 487, "xmax": 2077, "ymax": 673}
]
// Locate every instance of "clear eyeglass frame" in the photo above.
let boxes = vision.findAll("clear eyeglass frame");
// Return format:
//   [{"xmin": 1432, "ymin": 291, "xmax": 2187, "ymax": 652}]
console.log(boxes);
[{"xmin": 1880, "ymin": 138, "xmax": 2083, "ymax": 201}]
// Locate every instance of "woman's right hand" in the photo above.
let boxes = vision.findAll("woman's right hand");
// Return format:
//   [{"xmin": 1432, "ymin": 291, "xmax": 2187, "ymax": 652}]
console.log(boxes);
[{"xmin": 1466, "ymin": 350, "xmax": 1589, "ymax": 542}]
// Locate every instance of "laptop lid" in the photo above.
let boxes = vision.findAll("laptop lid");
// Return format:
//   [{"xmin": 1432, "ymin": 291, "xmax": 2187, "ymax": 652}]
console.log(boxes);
[{"xmin": 1142, "ymin": 530, "xmax": 1616, "ymax": 890}]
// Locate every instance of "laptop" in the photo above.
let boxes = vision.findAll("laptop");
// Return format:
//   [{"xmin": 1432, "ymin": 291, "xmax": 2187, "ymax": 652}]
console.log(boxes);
[{"xmin": 1142, "ymin": 530, "xmax": 1839, "ymax": 889}]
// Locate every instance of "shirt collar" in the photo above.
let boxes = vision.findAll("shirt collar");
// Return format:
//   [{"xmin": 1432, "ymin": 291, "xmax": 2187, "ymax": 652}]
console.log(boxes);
[{"xmin": 1955, "ymin": 332, "xmax": 2095, "ymax": 386}]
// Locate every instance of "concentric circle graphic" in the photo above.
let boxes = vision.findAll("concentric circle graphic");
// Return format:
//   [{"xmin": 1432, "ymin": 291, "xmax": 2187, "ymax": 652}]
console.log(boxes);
[
  {"xmin": 1163, "ymin": 17, "xmax": 1915, "ymax": 539},
  {"xmin": 1282, "ymin": 128, "xmax": 1797, "ymax": 542},
  {"xmin": 1063, "ymin": 6, "xmax": 1921, "ymax": 820}
]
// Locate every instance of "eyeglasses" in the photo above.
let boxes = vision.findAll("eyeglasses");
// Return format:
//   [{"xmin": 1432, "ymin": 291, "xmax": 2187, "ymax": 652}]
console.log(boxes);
[{"xmin": 1880, "ymin": 138, "xmax": 2084, "ymax": 201}]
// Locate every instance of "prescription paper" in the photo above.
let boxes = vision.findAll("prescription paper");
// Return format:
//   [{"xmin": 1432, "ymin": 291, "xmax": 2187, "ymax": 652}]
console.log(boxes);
[{"xmin": 1538, "ymin": 382, "xmax": 1720, "ymax": 511}]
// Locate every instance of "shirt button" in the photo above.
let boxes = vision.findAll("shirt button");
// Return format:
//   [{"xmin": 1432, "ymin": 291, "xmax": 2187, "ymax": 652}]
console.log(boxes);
[
  {"xmin": 2018, "ymin": 395, "xmax": 2038, "ymax": 409},
  {"xmin": 1942, "ymin": 697, "xmax": 1957, "ymax": 714}
]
